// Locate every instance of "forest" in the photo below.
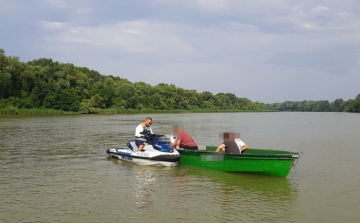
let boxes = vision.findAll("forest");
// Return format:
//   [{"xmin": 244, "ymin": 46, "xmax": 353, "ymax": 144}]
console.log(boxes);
[
  {"xmin": 266, "ymin": 97, "xmax": 360, "ymax": 112},
  {"xmin": 0, "ymin": 49, "xmax": 267, "ymax": 114},
  {"xmin": 1, "ymin": 48, "xmax": 359, "ymax": 115}
]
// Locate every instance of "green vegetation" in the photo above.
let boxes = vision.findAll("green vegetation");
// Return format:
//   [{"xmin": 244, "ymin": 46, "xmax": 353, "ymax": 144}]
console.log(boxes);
[
  {"xmin": 266, "ymin": 96, "xmax": 360, "ymax": 112},
  {"xmin": 0, "ymin": 108, "xmax": 68, "ymax": 115},
  {"xmin": 97, "ymin": 109, "xmax": 273, "ymax": 115},
  {"xmin": 1, "ymin": 48, "xmax": 359, "ymax": 115},
  {"xmin": 0, "ymin": 48, "xmax": 268, "ymax": 115}
]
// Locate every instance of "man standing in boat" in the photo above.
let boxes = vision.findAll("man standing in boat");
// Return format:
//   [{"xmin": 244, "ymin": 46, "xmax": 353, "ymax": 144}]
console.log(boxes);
[{"xmin": 135, "ymin": 117, "xmax": 153, "ymax": 152}]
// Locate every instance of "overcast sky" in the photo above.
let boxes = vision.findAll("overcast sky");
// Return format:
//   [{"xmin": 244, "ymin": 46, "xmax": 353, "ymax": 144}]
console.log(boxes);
[{"xmin": 1, "ymin": 0, "xmax": 359, "ymax": 103}]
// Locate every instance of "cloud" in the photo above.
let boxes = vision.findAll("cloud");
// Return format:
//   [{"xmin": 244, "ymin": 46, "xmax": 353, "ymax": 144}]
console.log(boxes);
[
  {"xmin": 267, "ymin": 46, "xmax": 359, "ymax": 76},
  {"xmin": 312, "ymin": 6, "xmax": 330, "ymax": 12},
  {"xmin": 42, "ymin": 21, "xmax": 66, "ymax": 30},
  {"xmin": 41, "ymin": 0, "xmax": 93, "ymax": 13},
  {"xmin": 3, "ymin": 0, "xmax": 360, "ymax": 103},
  {"xmin": 41, "ymin": 0, "xmax": 71, "ymax": 9},
  {"xmin": 41, "ymin": 20, "xmax": 201, "ymax": 60},
  {"xmin": 0, "ymin": 0, "xmax": 21, "ymax": 16},
  {"xmin": 149, "ymin": 0, "xmax": 291, "ymax": 18},
  {"xmin": 193, "ymin": 0, "xmax": 230, "ymax": 13},
  {"xmin": 39, "ymin": 10, "xmax": 360, "ymax": 75},
  {"xmin": 149, "ymin": 0, "xmax": 231, "ymax": 13},
  {"xmin": 302, "ymin": 23, "xmax": 316, "ymax": 29}
]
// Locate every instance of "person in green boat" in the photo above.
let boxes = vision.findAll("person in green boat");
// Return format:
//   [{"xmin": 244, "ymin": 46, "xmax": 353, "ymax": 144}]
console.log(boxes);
[
  {"xmin": 171, "ymin": 125, "xmax": 198, "ymax": 150},
  {"xmin": 215, "ymin": 132, "xmax": 248, "ymax": 154},
  {"xmin": 235, "ymin": 132, "xmax": 249, "ymax": 153}
]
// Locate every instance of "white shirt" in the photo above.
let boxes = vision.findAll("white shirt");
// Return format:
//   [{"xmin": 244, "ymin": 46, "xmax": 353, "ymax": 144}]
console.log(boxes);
[
  {"xmin": 135, "ymin": 123, "xmax": 153, "ymax": 137},
  {"xmin": 235, "ymin": 138, "xmax": 246, "ymax": 149}
]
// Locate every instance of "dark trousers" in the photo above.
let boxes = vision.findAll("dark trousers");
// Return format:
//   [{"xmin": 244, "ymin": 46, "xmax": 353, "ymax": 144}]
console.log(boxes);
[{"xmin": 181, "ymin": 145, "xmax": 198, "ymax": 150}]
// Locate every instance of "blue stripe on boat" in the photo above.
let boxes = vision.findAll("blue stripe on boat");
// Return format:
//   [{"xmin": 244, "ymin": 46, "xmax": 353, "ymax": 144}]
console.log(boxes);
[{"xmin": 115, "ymin": 149, "xmax": 132, "ymax": 156}]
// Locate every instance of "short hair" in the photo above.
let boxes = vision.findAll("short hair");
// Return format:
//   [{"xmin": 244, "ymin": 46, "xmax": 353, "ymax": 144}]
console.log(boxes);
[{"xmin": 145, "ymin": 117, "xmax": 152, "ymax": 121}]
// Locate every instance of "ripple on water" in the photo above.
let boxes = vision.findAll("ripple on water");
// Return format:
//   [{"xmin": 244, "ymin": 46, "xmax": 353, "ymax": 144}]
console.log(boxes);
[{"xmin": 2, "ymin": 114, "xmax": 360, "ymax": 222}]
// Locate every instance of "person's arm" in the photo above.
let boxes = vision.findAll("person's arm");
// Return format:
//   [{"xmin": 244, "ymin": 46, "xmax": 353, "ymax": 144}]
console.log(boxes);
[
  {"xmin": 215, "ymin": 144, "xmax": 225, "ymax": 152},
  {"xmin": 172, "ymin": 133, "xmax": 183, "ymax": 148},
  {"xmin": 240, "ymin": 144, "xmax": 249, "ymax": 154},
  {"xmin": 135, "ymin": 124, "xmax": 142, "ymax": 137},
  {"xmin": 171, "ymin": 140, "xmax": 181, "ymax": 149},
  {"xmin": 171, "ymin": 140, "xmax": 181, "ymax": 146}
]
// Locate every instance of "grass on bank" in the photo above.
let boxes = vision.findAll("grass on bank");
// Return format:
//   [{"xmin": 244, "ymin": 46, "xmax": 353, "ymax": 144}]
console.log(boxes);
[
  {"xmin": 0, "ymin": 107, "xmax": 276, "ymax": 116},
  {"xmin": 0, "ymin": 108, "xmax": 79, "ymax": 116},
  {"xmin": 98, "ymin": 108, "xmax": 275, "ymax": 114}
]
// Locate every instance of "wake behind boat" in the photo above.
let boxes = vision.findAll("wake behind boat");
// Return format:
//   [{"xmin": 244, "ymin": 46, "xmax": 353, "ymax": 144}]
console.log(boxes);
[{"xmin": 106, "ymin": 131, "xmax": 180, "ymax": 167}]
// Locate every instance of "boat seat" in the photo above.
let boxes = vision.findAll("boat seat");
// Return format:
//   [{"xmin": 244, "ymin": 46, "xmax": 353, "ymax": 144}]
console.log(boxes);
[{"xmin": 127, "ymin": 140, "xmax": 138, "ymax": 152}]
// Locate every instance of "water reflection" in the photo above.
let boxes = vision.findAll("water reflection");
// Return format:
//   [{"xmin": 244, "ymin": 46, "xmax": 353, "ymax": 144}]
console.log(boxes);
[
  {"xmin": 3, "ymin": 113, "xmax": 358, "ymax": 222},
  {"xmin": 107, "ymin": 157, "xmax": 298, "ymax": 222},
  {"xmin": 106, "ymin": 158, "xmax": 157, "ymax": 209},
  {"xmin": 175, "ymin": 165, "xmax": 297, "ymax": 221}
]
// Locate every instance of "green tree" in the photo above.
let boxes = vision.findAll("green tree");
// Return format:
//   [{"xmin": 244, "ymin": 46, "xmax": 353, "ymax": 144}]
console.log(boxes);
[
  {"xmin": 43, "ymin": 92, "xmax": 61, "ymax": 109},
  {"xmin": 330, "ymin": 98, "xmax": 344, "ymax": 112},
  {"xmin": 237, "ymin": 98, "xmax": 253, "ymax": 110},
  {"xmin": 349, "ymin": 94, "xmax": 360, "ymax": 112},
  {"xmin": 0, "ymin": 72, "xmax": 11, "ymax": 99},
  {"xmin": 60, "ymin": 89, "xmax": 80, "ymax": 111},
  {"xmin": 0, "ymin": 49, "xmax": 280, "ymax": 113}
]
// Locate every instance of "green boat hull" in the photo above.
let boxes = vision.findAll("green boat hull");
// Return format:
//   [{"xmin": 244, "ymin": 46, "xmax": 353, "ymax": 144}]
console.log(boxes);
[{"xmin": 178, "ymin": 146, "xmax": 300, "ymax": 178}]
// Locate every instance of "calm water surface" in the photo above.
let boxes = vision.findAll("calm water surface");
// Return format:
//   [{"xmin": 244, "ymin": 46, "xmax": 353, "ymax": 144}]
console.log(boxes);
[{"xmin": 1, "ymin": 112, "xmax": 360, "ymax": 222}]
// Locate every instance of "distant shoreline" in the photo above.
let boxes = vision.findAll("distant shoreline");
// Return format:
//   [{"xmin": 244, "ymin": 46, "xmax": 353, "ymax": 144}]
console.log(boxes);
[{"xmin": 0, "ymin": 108, "xmax": 277, "ymax": 116}]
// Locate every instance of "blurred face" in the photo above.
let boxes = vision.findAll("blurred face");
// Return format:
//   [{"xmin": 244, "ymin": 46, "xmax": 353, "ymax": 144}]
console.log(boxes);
[
  {"xmin": 173, "ymin": 126, "xmax": 184, "ymax": 133},
  {"xmin": 223, "ymin": 133, "xmax": 230, "ymax": 142},
  {"xmin": 145, "ymin": 119, "xmax": 152, "ymax": 127},
  {"xmin": 223, "ymin": 132, "xmax": 235, "ymax": 142}
]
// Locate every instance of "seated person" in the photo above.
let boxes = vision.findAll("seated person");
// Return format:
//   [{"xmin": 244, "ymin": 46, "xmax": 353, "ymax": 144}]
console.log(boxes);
[
  {"xmin": 171, "ymin": 125, "xmax": 198, "ymax": 150},
  {"xmin": 235, "ymin": 133, "xmax": 249, "ymax": 154},
  {"xmin": 215, "ymin": 132, "xmax": 240, "ymax": 154},
  {"xmin": 135, "ymin": 117, "xmax": 153, "ymax": 151}
]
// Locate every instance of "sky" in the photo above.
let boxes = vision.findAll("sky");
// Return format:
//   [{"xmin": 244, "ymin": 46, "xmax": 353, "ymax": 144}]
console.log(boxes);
[{"xmin": 1, "ymin": 0, "xmax": 359, "ymax": 103}]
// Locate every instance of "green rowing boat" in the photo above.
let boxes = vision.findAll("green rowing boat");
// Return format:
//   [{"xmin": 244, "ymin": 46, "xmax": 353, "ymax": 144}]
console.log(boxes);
[{"xmin": 178, "ymin": 146, "xmax": 300, "ymax": 178}]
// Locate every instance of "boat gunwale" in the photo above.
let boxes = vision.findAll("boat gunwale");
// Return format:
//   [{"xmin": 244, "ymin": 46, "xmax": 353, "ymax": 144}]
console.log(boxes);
[{"xmin": 178, "ymin": 149, "xmax": 300, "ymax": 159}]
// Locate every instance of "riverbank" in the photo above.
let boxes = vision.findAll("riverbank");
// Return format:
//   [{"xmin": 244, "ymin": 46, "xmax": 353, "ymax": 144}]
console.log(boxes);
[
  {"xmin": 0, "ymin": 108, "xmax": 276, "ymax": 116},
  {"xmin": 0, "ymin": 108, "xmax": 78, "ymax": 116}
]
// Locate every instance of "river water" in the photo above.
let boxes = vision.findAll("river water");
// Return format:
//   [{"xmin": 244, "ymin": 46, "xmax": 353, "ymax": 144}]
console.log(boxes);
[{"xmin": 0, "ymin": 112, "xmax": 359, "ymax": 222}]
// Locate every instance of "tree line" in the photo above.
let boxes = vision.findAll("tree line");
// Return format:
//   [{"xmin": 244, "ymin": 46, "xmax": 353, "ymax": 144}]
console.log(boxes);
[
  {"xmin": 0, "ymin": 49, "xmax": 267, "ymax": 114},
  {"xmin": 266, "ymin": 96, "xmax": 360, "ymax": 112}
]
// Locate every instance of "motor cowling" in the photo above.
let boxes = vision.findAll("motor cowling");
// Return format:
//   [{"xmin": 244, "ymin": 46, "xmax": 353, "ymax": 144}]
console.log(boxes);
[{"xmin": 152, "ymin": 142, "xmax": 174, "ymax": 153}]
